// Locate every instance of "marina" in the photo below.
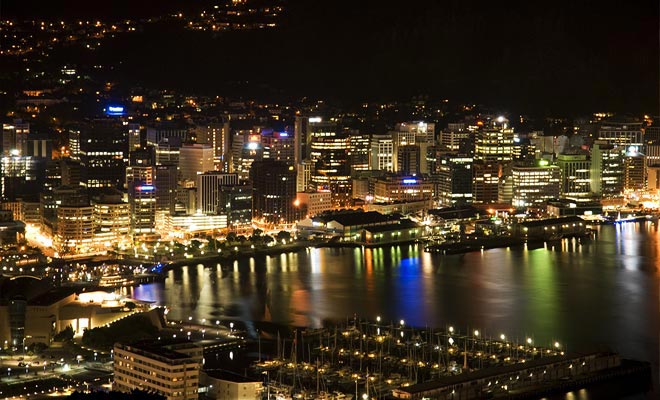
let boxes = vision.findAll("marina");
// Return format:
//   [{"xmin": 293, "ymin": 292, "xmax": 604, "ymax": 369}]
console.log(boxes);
[{"xmin": 198, "ymin": 316, "xmax": 652, "ymax": 399}]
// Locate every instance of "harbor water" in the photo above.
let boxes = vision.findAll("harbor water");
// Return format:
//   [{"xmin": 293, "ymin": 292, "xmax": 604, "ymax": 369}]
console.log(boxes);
[{"xmin": 130, "ymin": 222, "xmax": 660, "ymax": 399}]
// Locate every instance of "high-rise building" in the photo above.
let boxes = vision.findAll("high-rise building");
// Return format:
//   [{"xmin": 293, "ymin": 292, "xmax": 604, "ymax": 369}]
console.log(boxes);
[
  {"xmin": 624, "ymin": 148, "xmax": 646, "ymax": 191},
  {"xmin": 127, "ymin": 123, "xmax": 142, "ymax": 151},
  {"xmin": 472, "ymin": 162, "xmax": 501, "ymax": 204},
  {"xmin": 55, "ymin": 205, "xmax": 94, "ymax": 253},
  {"xmin": 126, "ymin": 166, "xmax": 156, "ymax": 237},
  {"xmin": 92, "ymin": 190, "xmax": 130, "ymax": 247},
  {"xmin": 436, "ymin": 154, "xmax": 474, "ymax": 206},
  {"xmin": 474, "ymin": 128, "xmax": 515, "ymax": 163},
  {"xmin": 219, "ymin": 183, "xmax": 253, "ymax": 232},
  {"xmin": 369, "ymin": 135, "xmax": 394, "ymax": 172},
  {"xmin": 73, "ymin": 121, "xmax": 127, "ymax": 189},
  {"xmin": 232, "ymin": 133, "xmax": 264, "ymax": 180},
  {"xmin": 2, "ymin": 120, "xmax": 29, "ymax": 156},
  {"xmin": 597, "ymin": 121, "xmax": 644, "ymax": 149},
  {"xmin": 556, "ymin": 153, "xmax": 592, "ymax": 201},
  {"xmin": 25, "ymin": 139, "xmax": 52, "ymax": 159},
  {"xmin": 397, "ymin": 144, "xmax": 427, "ymax": 175},
  {"xmin": 438, "ymin": 124, "xmax": 470, "ymax": 152},
  {"xmin": 154, "ymin": 165, "xmax": 178, "ymax": 218},
  {"xmin": 250, "ymin": 159, "xmax": 298, "ymax": 226},
  {"xmin": 591, "ymin": 141, "xmax": 624, "ymax": 198},
  {"xmin": 179, "ymin": 144, "xmax": 214, "ymax": 182},
  {"xmin": 348, "ymin": 133, "xmax": 370, "ymax": 173},
  {"xmin": 309, "ymin": 124, "xmax": 352, "ymax": 207},
  {"xmin": 194, "ymin": 120, "xmax": 231, "ymax": 172},
  {"xmin": 146, "ymin": 122, "xmax": 190, "ymax": 147},
  {"xmin": 392, "ymin": 121, "xmax": 435, "ymax": 146},
  {"xmin": 262, "ymin": 131, "xmax": 295, "ymax": 165},
  {"xmin": 511, "ymin": 162, "xmax": 561, "ymax": 209},
  {"xmin": 196, "ymin": 172, "xmax": 239, "ymax": 215},
  {"xmin": 155, "ymin": 138, "xmax": 182, "ymax": 166},
  {"xmin": 0, "ymin": 155, "xmax": 45, "ymax": 201}
]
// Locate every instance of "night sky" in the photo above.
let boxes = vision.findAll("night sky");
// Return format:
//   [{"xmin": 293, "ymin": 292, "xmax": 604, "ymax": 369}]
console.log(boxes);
[{"xmin": 2, "ymin": 0, "xmax": 658, "ymax": 115}]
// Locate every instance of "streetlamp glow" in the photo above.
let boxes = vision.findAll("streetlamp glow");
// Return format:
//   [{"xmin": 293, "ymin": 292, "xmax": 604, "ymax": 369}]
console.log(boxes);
[
  {"xmin": 448, "ymin": 326, "xmax": 454, "ymax": 333},
  {"xmin": 474, "ymin": 330, "xmax": 479, "ymax": 337},
  {"xmin": 500, "ymin": 334, "xmax": 506, "ymax": 341},
  {"xmin": 527, "ymin": 338, "xmax": 533, "ymax": 345}
]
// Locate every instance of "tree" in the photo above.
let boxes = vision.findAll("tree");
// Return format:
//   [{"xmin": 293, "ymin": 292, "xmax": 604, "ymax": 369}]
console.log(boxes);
[
  {"xmin": 276, "ymin": 231, "xmax": 292, "ymax": 242},
  {"xmin": 250, "ymin": 228, "xmax": 265, "ymax": 244},
  {"xmin": 263, "ymin": 235, "xmax": 275, "ymax": 245},
  {"xmin": 53, "ymin": 325, "xmax": 74, "ymax": 342},
  {"xmin": 226, "ymin": 232, "xmax": 238, "ymax": 244}
]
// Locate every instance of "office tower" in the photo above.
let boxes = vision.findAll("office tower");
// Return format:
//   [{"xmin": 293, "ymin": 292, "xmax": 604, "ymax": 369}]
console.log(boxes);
[
  {"xmin": 472, "ymin": 162, "xmax": 501, "ymax": 204},
  {"xmin": 127, "ymin": 123, "xmax": 142, "ymax": 151},
  {"xmin": 92, "ymin": 190, "xmax": 130, "ymax": 247},
  {"xmin": 196, "ymin": 172, "xmax": 239, "ymax": 215},
  {"xmin": 61, "ymin": 159, "xmax": 82, "ymax": 186},
  {"xmin": 392, "ymin": 121, "xmax": 435, "ymax": 146},
  {"xmin": 597, "ymin": 121, "xmax": 644, "ymax": 148},
  {"xmin": 179, "ymin": 143, "xmax": 214, "ymax": 182},
  {"xmin": 55, "ymin": 205, "xmax": 94, "ymax": 254},
  {"xmin": 250, "ymin": 159, "xmax": 298, "ymax": 226},
  {"xmin": 73, "ymin": 121, "xmax": 127, "ymax": 189},
  {"xmin": 511, "ymin": 162, "xmax": 561, "ymax": 208},
  {"xmin": 232, "ymin": 133, "xmax": 264, "ymax": 180},
  {"xmin": 296, "ymin": 160, "xmax": 313, "ymax": 193},
  {"xmin": 146, "ymin": 122, "xmax": 190, "ymax": 146},
  {"xmin": 556, "ymin": 153, "xmax": 592, "ymax": 201},
  {"xmin": 348, "ymin": 133, "xmax": 370, "ymax": 173},
  {"xmin": 194, "ymin": 120, "xmax": 231, "ymax": 172},
  {"xmin": 0, "ymin": 155, "xmax": 45, "ymax": 201},
  {"xmin": 219, "ymin": 183, "xmax": 253, "ymax": 232},
  {"xmin": 390, "ymin": 121, "xmax": 435, "ymax": 173},
  {"xmin": 309, "ymin": 124, "xmax": 352, "ymax": 207},
  {"xmin": 155, "ymin": 137, "xmax": 181, "ymax": 166},
  {"xmin": 439, "ymin": 124, "xmax": 470, "ymax": 152},
  {"xmin": 126, "ymin": 165, "xmax": 156, "ymax": 237},
  {"xmin": 436, "ymin": 154, "xmax": 474, "ymax": 206},
  {"xmin": 293, "ymin": 115, "xmax": 312, "ymax": 166},
  {"xmin": 113, "ymin": 341, "xmax": 203, "ymax": 400},
  {"xmin": 591, "ymin": 141, "xmax": 624, "ymax": 198},
  {"xmin": 623, "ymin": 148, "xmax": 646, "ymax": 191},
  {"xmin": 2, "ymin": 120, "xmax": 29, "ymax": 156},
  {"xmin": 370, "ymin": 134, "xmax": 394, "ymax": 172},
  {"xmin": 154, "ymin": 165, "xmax": 178, "ymax": 217},
  {"xmin": 262, "ymin": 131, "xmax": 295, "ymax": 165},
  {"xmin": 25, "ymin": 139, "xmax": 52, "ymax": 159},
  {"xmin": 397, "ymin": 145, "xmax": 421, "ymax": 175},
  {"xmin": 474, "ymin": 128, "xmax": 515, "ymax": 163}
]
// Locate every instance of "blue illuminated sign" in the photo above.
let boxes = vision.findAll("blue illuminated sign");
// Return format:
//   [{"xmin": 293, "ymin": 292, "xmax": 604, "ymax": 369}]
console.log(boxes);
[
  {"xmin": 106, "ymin": 105, "xmax": 126, "ymax": 116},
  {"xmin": 402, "ymin": 179, "xmax": 417, "ymax": 184},
  {"xmin": 136, "ymin": 185, "xmax": 154, "ymax": 192},
  {"xmin": 279, "ymin": 132, "xmax": 289, "ymax": 137}
]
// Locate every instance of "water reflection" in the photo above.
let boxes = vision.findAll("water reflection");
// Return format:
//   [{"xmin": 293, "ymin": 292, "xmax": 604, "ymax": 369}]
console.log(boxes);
[{"xmin": 131, "ymin": 224, "xmax": 659, "ymax": 392}]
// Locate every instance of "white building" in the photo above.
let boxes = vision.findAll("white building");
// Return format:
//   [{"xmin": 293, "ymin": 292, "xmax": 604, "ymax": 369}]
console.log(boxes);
[{"xmin": 114, "ymin": 340, "xmax": 203, "ymax": 400}]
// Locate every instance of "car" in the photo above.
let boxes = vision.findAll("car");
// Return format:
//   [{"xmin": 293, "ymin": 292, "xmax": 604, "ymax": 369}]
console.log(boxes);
[{"xmin": 18, "ymin": 362, "xmax": 26, "ymax": 367}]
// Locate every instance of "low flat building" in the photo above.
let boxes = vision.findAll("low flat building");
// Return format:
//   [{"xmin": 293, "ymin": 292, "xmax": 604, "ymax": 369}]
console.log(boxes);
[
  {"xmin": 512, "ymin": 216, "xmax": 586, "ymax": 240},
  {"xmin": 201, "ymin": 369, "xmax": 262, "ymax": 400}
]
